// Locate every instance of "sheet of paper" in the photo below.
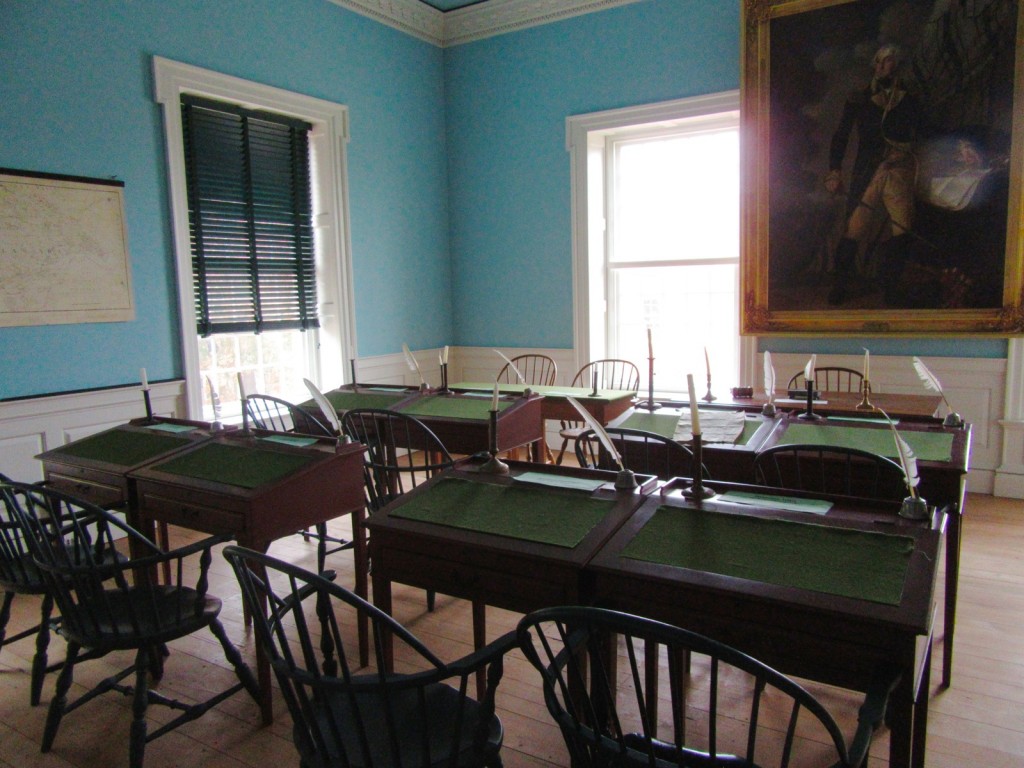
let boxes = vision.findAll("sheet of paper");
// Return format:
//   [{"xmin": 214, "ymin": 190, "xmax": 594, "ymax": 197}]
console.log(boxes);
[
  {"xmin": 717, "ymin": 491, "xmax": 833, "ymax": 515},
  {"xmin": 673, "ymin": 408, "xmax": 746, "ymax": 444},
  {"xmin": 259, "ymin": 434, "xmax": 319, "ymax": 447},
  {"xmin": 144, "ymin": 422, "xmax": 196, "ymax": 433},
  {"xmin": 513, "ymin": 471, "xmax": 605, "ymax": 492}
]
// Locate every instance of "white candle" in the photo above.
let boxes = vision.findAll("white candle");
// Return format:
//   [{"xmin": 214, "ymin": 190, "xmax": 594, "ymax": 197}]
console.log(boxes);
[
  {"xmin": 140, "ymin": 367, "xmax": 149, "ymax": 391},
  {"xmin": 863, "ymin": 348, "xmax": 870, "ymax": 380},
  {"xmin": 647, "ymin": 327, "xmax": 653, "ymax": 358},
  {"xmin": 687, "ymin": 374, "xmax": 701, "ymax": 435},
  {"xmin": 704, "ymin": 347, "xmax": 711, "ymax": 378},
  {"xmin": 442, "ymin": 345, "xmax": 449, "ymax": 365},
  {"xmin": 491, "ymin": 383, "xmax": 499, "ymax": 411},
  {"xmin": 804, "ymin": 354, "xmax": 816, "ymax": 383}
]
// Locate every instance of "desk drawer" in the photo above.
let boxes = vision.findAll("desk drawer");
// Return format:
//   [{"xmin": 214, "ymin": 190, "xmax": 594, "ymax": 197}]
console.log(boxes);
[
  {"xmin": 140, "ymin": 492, "xmax": 243, "ymax": 537},
  {"xmin": 45, "ymin": 471, "xmax": 124, "ymax": 508}
]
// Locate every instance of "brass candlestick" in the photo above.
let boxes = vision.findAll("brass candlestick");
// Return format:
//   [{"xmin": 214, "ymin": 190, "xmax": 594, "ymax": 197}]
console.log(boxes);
[
  {"xmin": 702, "ymin": 373, "xmax": 716, "ymax": 402},
  {"xmin": 478, "ymin": 409, "xmax": 509, "ymax": 474},
  {"xmin": 644, "ymin": 356, "xmax": 660, "ymax": 411},
  {"xmin": 856, "ymin": 378, "xmax": 874, "ymax": 410},
  {"xmin": 681, "ymin": 433, "xmax": 715, "ymax": 500}
]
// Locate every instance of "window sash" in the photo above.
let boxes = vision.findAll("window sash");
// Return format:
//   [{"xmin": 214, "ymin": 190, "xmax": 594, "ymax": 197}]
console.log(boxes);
[{"xmin": 181, "ymin": 95, "xmax": 319, "ymax": 336}]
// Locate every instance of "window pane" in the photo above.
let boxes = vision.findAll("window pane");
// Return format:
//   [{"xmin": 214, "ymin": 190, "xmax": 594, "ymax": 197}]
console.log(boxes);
[
  {"xmin": 612, "ymin": 130, "xmax": 739, "ymax": 263},
  {"xmin": 609, "ymin": 264, "xmax": 739, "ymax": 396}
]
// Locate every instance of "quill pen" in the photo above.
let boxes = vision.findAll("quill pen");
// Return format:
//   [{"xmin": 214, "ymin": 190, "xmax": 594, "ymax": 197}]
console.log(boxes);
[
  {"xmin": 912, "ymin": 356, "xmax": 953, "ymax": 413},
  {"xmin": 303, "ymin": 378, "xmax": 343, "ymax": 435},
  {"xmin": 494, "ymin": 349, "xmax": 526, "ymax": 383},
  {"xmin": 566, "ymin": 396, "xmax": 622, "ymax": 470},
  {"xmin": 402, "ymin": 343, "xmax": 425, "ymax": 387},
  {"xmin": 763, "ymin": 351, "xmax": 776, "ymax": 404},
  {"xmin": 877, "ymin": 408, "xmax": 920, "ymax": 498}
]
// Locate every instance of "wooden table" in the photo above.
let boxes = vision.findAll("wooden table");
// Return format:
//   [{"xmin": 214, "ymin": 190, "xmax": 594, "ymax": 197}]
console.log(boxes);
[
  {"xmin": 128, "ymin": 432, "xmax": 366, "ymax": 723},
  {"xmin": 312, "ymin": 385, "xmax": 546, "ymax": 459},
  {"xmin": 451, "ymin": 382, "xmax": 637, "ymax": 425},
  {"xmin": 609, "ymin": 406, "xmax": 969, "ymax": 687},
  {"xmin": 653, "ymin": 390, "xmax": 944, "ymax": 420},
  {"xmin": 588, "ymin": 478, "xmax": 943, "ymax": 768},
  {"xmin": 366, "ymin": 459, "xmax": 653, "ymax": 675}
]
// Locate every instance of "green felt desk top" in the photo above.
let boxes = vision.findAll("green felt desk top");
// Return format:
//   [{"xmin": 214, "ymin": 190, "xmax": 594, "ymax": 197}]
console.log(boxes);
[
  {"xmin": 52, "ymin": 428, "xmax": 193, "ymax": 467},
  {"xmin": 454, "ymin": 382, "xmax": 636, "ymax": 403},
  {"xmin": 153, "ymin": 442, "xmax": 317, "ymax": 489},
  {"xmin": 398, "ymin": 395, "xmax": 511, "ymax": 420},
  {"xmin": 620, "ymin": 411, "xmax": 762, "ymax": 446},
  {"xmin": 316, "ymin": 390, "xmax": 409, "ymax": 412},
  {"xmin": 623, "ymin": 506, "xmax": 913, "ymax": 605},
  {"xmin": 779, "ymin": 422, "xmax": 954, "ymax": 463},
  {"xmin": 390, "ymin": 476, "xmax": 613, "ymax": 548}
]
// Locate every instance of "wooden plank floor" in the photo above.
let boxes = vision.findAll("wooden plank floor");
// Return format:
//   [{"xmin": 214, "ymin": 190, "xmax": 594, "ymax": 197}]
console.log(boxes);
[{"xmin": 1, "ymin": 490, "xmax": 1022, "ymax": 767}]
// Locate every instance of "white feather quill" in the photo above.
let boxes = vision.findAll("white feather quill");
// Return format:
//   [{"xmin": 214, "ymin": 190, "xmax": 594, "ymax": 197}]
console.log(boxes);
[
  {"xmin": 303, "ymin": 378, "xmax": 343, "ymax": 435},
  {"xmin": 493, "ymin": 349, "xmax": 525, "ymax": 383},
  {"xmin": 803, "ymin": 354, "xmax": 816, "ymax": 383},
  {"xmin": 402, "ymin": 343, "xmax": 425, "ymax": 386},
  {"xmin": 763, "ymin": 351, "xmax": 776, "ymax": 404},
  {"xmin": 566, "ymin": 396, "xmax": 622, "ymax": 470},
  {"xmin": 877, "ymin": 408, "xmax": 920, "ymax": 498},
  {"xmin": 912, "ymin": 356, "xmax": 953, "ymax": 413}
]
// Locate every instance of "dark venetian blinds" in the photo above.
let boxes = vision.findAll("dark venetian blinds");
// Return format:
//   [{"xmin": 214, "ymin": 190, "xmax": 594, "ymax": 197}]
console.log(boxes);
[{"xmin": 180, "ymin": 95, "xmax": 318, "ymax": 336}]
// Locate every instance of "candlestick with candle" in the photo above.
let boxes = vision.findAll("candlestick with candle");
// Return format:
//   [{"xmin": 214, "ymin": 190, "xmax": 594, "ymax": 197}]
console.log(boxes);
[
  {"xmin": 857, "ymin": 347, "xmax": 874, "ymax": 410},
  {"xmin": 479, "ymin": 383, "xmax": 509, "ymax": 474},
  {"xmin": 682, "ymin": 373, "xmax": 714, "ymax": 499},
  {"xmin": 644, "ymin": 328, "xmax": 659, "ymax": 411},
  {"xmin": 140, "ymin": 367, "xmax": 153, "ymax": 422},
  {"xmin": 702, "ymin": 347, "xmax": 717, "ymax": 402}
]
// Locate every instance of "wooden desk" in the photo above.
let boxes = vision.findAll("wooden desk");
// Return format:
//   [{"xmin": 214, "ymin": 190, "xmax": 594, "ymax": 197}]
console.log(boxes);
[
  {"xmin": 588, "ymin": 480, "xmax": 942, "ymax": 768},
  {"xmin": 366, "ymin": 459, "xmax": 652, "ymax": 673},
  {"xmin": 36, "ymin": 418, "xmax": 219, "ymax": 509},
  {"xmin": 451, "ymin": 382, "xmax": 637, "ymax": 425},
  {"xmin": 656, "ymin": 390, "xmax": 944, "ymax": 420},
  {"xmin": 313, "ymin": 385, "xmax": 546, "ymax": 459},
  {"xmin": 609, "ymin": 407, "xmax": 969, "ymax": 688},
  {"xmin": 128, "ymin": 433, "xmax": 366, "ymax": 724}
]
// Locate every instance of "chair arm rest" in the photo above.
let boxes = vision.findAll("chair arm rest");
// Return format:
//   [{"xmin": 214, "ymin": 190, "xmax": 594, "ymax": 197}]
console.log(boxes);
[{"xmin": 445, "ymin": 630, "xmax": 518, "ymax": 677}]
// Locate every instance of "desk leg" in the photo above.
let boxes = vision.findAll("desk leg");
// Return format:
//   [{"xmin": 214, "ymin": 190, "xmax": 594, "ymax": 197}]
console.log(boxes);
[
  {"xmin": 473, "ymin": 600, "xmax": 487, "ymax": 698},
  {"xmin": 942, "ymin": 508, "xmax": 961, "ymax": 688},
  {"xmin": 888, "ymin": 672, "xmax": 914, "ymax": 768},
  {"xmin": 372, "ymin": 567, "xmax": 394, "ymax": 673},
  {"xmin": 352, "ymin": 507, "xmax": 369, "ymax": 667},
  {"xmin": 913, "ymin": 639, "xmax": 933, "ymax": 768}
]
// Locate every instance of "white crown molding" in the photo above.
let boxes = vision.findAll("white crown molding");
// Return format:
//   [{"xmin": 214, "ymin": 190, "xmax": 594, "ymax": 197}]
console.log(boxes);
[{"xmin": 328, "ymin": 0, "xmax": 645, "ymax": 47}]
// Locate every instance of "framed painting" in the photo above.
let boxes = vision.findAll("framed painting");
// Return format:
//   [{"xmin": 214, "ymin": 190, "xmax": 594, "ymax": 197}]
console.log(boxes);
[{"xmin": 741, "ymin": 0, "xmax": 1024, "ymax": 335}]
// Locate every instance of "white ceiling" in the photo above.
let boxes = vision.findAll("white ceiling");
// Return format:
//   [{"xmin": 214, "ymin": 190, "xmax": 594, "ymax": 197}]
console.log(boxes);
[{"xmin": 330, "ymin": 0, "xmax": 644, "ymax": 47}]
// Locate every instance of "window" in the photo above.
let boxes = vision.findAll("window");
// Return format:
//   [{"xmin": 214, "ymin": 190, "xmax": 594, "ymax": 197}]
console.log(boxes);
[
  {"xmin": 568, "ymin": 92, "xmax": 753, "ymax": 398},
  {"xmin": 154, "ymin": 58, "xmax": 356, "ymax": 421}
]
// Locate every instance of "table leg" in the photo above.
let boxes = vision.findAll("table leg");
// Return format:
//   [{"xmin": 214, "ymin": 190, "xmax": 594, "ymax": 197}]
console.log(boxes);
[
  {"xmin": 942, "ymin": 508, "xmax": 961, "ymax": 688},
  {"xmin": 912, "ymin": 639, "xmax": 933, "ymax": 768},
  {"xmin": 372, "ymin": 567, "xmax": 394, "ymax": 673},
  {"xmin": 473, "ymin": 600, "xmax": 487, "ymax": 697},
  {"xmin": 352, "ymin": 507, "xmax": 369, "ymax": 667},
  {"xmin": 888, "ymin": 671, "xmax": 914, "ymax": 768}
]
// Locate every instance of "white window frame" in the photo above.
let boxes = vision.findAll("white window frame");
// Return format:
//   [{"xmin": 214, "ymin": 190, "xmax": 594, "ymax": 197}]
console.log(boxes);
[
  {"xmin": 153, "ymin": 56, "xmax": 356, "ymax": 418},
  {"xmin": 566, "ymin": 91, "xmax": 756, "ymax": 389}
]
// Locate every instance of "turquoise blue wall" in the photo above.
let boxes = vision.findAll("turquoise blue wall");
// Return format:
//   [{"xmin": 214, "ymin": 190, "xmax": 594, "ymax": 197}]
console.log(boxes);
[
  {"xmin": 442, "ymin": 0, "xmax": 1006, "ymax": 358},
  {"xmin": 0, "ymin": 0, "xmax": 451, "ymax": 399},
  {"xmin": 0, "ymin": 0, "xmax": 1004, "ymax": 400}
]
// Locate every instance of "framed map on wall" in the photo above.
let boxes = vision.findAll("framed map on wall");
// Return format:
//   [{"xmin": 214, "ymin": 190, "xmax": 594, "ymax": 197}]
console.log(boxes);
[{"xmin": 0, "ymin": 168, "xmax": 134, "ymax": 328}]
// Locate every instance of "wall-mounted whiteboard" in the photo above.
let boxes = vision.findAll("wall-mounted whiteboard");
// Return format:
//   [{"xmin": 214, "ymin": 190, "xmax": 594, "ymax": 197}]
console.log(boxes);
[{"xmin": 0, "ymin": 168, "xmax": 135, "ymax": 327}]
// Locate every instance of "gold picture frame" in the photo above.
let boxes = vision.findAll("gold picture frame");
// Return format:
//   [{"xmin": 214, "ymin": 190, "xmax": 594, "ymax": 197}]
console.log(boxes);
[{"xmin": 741, "ymin": 0, "xmax": 1024, "ymax": 335}]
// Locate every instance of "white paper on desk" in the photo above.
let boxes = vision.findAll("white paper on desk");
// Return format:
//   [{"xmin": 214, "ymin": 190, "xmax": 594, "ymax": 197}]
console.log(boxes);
[
  {"xmin": 144, "ymin": 422, "xmax": 196, "ymax": 433},
  {"xmin": 673, "ymin": 409, "xmax": 746, "ymax": 444},
  {"xmin": 513, "ymin": 472, "xmax": 606, "ymax": 492},
  {"xmin": 775, "ymin": 398, "xmax": 829, "ymax": 405},
  {"xmin": 717, "ymin": 491, "xmax": 833, "ymax": 515}
]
